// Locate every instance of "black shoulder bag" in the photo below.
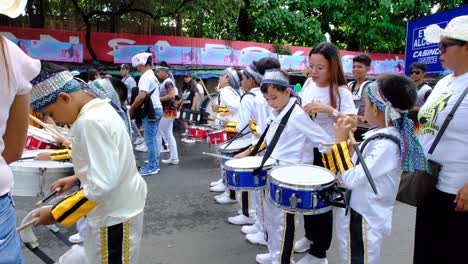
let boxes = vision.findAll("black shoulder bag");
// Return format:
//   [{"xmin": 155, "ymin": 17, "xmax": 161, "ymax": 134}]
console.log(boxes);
[
  {"xmin": 397, "ymin": 85, "xmax": 468, "ymax": 207},
  {"xmin": 142, "ymin": 87, "xmax": 157, "ymax": 121}
]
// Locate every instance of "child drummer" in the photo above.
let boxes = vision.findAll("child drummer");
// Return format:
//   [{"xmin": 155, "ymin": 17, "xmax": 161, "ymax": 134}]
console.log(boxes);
[
  {"xmin": 324, "ymin": 74, "xmax": 428, "ymax": 263},
  {"xmin": 254, "ymin": 69, "xmax": 331, "ymax": 264},
  {"xmin": 31, "ymin": 69, "xmax": 147, "ymax": 263}
]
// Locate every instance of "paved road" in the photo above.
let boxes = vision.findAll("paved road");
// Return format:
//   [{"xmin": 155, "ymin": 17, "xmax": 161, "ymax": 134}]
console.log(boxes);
[{"xmin": 15, "ymin": 133, "xmax": 416, "ymax": 264}]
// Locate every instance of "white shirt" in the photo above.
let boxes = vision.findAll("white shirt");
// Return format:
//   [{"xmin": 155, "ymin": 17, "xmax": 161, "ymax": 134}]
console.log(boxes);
[
  {"xmin": 342, "ymin": 127, "xmax": 401, "ymax": 235},
  {"xmin": 0, "ymin": 37, "xmax": 40, "ymax": 196},
  {"xmin": 254, "ymin": 91, "xmax": 271, "ymax": 135},
  {"xmin": 265, "ymin": 98, "xmax": 331, "ymax": 165},
  {"xmin": 236, "ymin": 87, "xmax": 259, "ymax": 130},
  {"xmin": 196, "ymin": 83, "xmax": 204, "ymax": 96},
  {"xmin": 218, "ymin": 86, "xmax": 240, "ymax": 122},
  {"xmin": 122, "ymin": 75, "xmax": 137, "ymax": 103},
  {"xmin": 300, "ymin": 80, "xmax": 356, "ymax": 137},
  {"xmin": 419, "ymin": 72, "xmax": 468, "ymax": 194},
  {"xmin": 415, "ymin": 83, "xmax": 432, "ymax": 107},
  {"xmin": 71, "ymin": 99, "xmax": 147, "ymax": 228},
  {"xmin": 138, "ymin": 69, "xmax": 161, "ymax": 109}
]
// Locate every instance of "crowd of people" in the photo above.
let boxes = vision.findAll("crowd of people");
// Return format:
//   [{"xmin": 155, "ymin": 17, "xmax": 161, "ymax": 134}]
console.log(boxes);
[{"xmin": 0, "ymin": 2, "xmax": 467, "ymax": 262}]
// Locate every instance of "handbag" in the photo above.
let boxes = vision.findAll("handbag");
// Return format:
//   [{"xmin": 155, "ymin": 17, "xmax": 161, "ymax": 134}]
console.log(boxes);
[{"xmin": 397, "ymin": 85, "xmax": 468, "ymax": 207}]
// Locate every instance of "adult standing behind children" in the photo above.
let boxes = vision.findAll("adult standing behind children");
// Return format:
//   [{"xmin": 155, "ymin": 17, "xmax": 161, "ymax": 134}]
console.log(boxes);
[
  {"xmin": 129, "ymin": 52, "xmax": 163, "ymax": 176},
  {"xmin": 0, "ymin": 32, "xmax": 41, "ymax": 263},
  {"xmin": 408, "ymin": 62, "xmax": 432, "ymax": 131}
]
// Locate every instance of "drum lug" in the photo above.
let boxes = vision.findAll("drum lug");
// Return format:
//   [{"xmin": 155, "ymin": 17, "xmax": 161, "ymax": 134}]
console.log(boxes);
[
  {"xmin": 289, "ymin": 193, "xmax": 301, "ymax": 209},
  {"xmin": 254, "ymin": 175, "xmax": 259, "ymax": 186},
  {"xmin": 232, "ymin": 172, "xmax": 238, "ymax": 186},
  {"xmin": 275, "ymin": 189, "xmax": 282, "ymax": 203},
  {"xmin": 312, "ymin": 193, "xmax": 318, "ymax": 209}
]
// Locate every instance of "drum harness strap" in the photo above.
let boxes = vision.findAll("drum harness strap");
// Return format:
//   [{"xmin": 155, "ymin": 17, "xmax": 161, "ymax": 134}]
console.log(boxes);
[{"xmin": 252, "ymin": 103, "xmax": 295, "ymax": 175}]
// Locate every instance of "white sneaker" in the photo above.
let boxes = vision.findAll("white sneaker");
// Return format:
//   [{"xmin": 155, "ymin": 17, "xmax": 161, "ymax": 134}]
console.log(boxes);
[
  {"xmin": 182, "ymin": 138, "xmax": 196, "ymax": 144},
  {"xmin": 296, "ymin": 253, "xmax": 328, "ymax": 264},
  {"xmin": 161, "ymin": 159, "xmax": 179, "ymax": 165},
  {"xmin": 135, "ymin": 143, "xmax": 148, "ymax": 152},
  {"xmin": 210, "ymin": 178, "xmax": 223, "ymax": 187},
  {"xmin": 214, "ymin": 192, "xmax": 228, "ymax": 200},
  {"xmin": 255, "ymin": 253, "xmax": 272, "ymax": 264},
  {"xmin": 246, "ymin": 231, "xmax": 267, "ymax": 246},
  {"xmin": 133, "ymin": 137, "xmax": 144, "ymax": 145},
  {"xmin": 228, "ymin": 214, "xmax": 256, "ymax": 225},
  {"xmin": 160, "ymin": 148, "xmax": 170, "ymax": 153},
  {"xmin": 241, "ymin": 224, "xmax": 260, "ymax": 235},
  {"xmin": 215, "ymin": 195, "xmax": 237, "ymax": 204},
  {"xmin": 68, "ymin": 233, "xmax": 84, "ymax": 244},
  {"xmin": 295, "ymin": 236, "xmax": 312, "ymax": 253},
  {"xmin": 210, "ymin": 182, "xmax": 226, "ymax": 192}
]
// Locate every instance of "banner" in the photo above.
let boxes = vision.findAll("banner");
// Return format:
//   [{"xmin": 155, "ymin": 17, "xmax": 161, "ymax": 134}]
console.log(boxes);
[
  {"xmin": 405, "ymin": 6, "xmax": 468, "ymax": 75},
  {"xmin": 12, "ymin": 39, "xmax": 83, "ymax": 63}
]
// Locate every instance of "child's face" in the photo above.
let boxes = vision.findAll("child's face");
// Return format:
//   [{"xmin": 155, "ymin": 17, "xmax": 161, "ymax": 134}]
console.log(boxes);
[
  {"xmin": 352, "ymin": 62, "xmax": 369, "ymax": 80},
  {"xmin": 364, "ymin": 96, "xmax": 380, "ymax": 126},
  {"xmin": 218, "ymin": 73, "xmax": 230, "ymax": 88},
  {"xmin": 39, "ymin": 93, "xmax": 78, "ymax": 125},
  {"xmin": 263, "ymin": 85, "xmax": 291, "ymax": 112},
  {"xmin": 308, "ymin": 54, "xmax": 330, "ymax": 87},
  {"xmin": 241, "ymin": 74, "xmax": 254, "ymax": 90}
]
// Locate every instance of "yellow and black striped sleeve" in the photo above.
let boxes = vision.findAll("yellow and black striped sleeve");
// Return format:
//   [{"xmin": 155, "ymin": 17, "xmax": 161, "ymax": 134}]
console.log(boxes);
[
  {"xmin": 249, "ymin": 141, "xmax": 267, "ymax": 154},
  {"xmin": 225, "ymin": 121, "xmax": 238, "ymax": 133},
  {"xmin": 50, "ymin": 149, "xmax": 72, "ymax": 161},
  {"xmin": 249, "ymin": 120, "xmax": 259, "ymax": 137},
  {"xmin": 51, "ymin": 189, "xmax": 96, "ymax": 227},
  {"xmin": 322, "ymin": 141, "xmax": 354, "ymax": 174},
  {"xmin": 218, "ymin": 105, "xmax": 232, "ymax": 116}
]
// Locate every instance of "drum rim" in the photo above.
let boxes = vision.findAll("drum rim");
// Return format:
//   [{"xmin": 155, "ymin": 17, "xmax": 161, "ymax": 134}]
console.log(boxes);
[
  {"xmin": 10, "ymin": 161, "xmax": 74, "ymax": 172},
  {"xmin": 224, "ymin": 157, "xmax": 276, "ymax": 171},
  {"xmin": 268, "ymin": 164, "xmax": 336, "ymax": 190},
  {"xmin": 27, "ymin": 132, "xmax": 59, "ymax": 145},
  {"xmin": 206, "ymin": 129, "xmax": 226, "ymax": 135}
]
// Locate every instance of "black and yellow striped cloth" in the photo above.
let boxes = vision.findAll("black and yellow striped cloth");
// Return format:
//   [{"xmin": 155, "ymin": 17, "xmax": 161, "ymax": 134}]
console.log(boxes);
[
  {"xmin": 218, "ymin": 105, "xmax": 232, "ymax": 116},
  {"xmin": 51, "ymin": 189, "xmax": 96, "ymax": 227},
  {"xmin": 50, "ymin": 149, "xmax": 72, "ymax": 161},
  {"xmin": 249, "ymin": 140, "xmax": 266, "ymax": 154},
  {"xmin": 322, "ymin": 141, "xmax": 355, "ymax": 174},
  {"xmin": 225, "ymin": 121, "xmax": 238, "ymax": 133},
  {"xmin": 249, "ymin": 120, "xmax": 259, "ymax": 137}
]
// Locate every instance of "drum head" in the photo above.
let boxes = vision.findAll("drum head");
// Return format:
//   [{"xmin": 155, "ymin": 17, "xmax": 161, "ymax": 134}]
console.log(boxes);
[
  {"xmin": 225, "ymin": 156, "xmax": 276, "ymax": 169},
  {"xmin": 28, "ymin": 129, "xmax": 58, "ymax": 143},
  {"xmin": 21, "ymin": 149, "xmax": 54, "ymax": 159},
  {"xmin": 11, "ymin": 160, "xmax": 73, "ymax": 169},
  {"xmin": 270, "ymin": 165, "xmax": 335, "ymax": 186},
  {"xmin": 219, "ymin": 138, "xmax": 252, "ymax": 150}
]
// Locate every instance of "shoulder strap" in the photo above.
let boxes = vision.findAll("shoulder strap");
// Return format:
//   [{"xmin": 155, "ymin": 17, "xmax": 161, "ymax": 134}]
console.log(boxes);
[
  {"xmin": 253, "ymin": 103, "xmax": 295, "ymax": 175},
  {"xmin": 428, "ymin": 85, "xmax": 468, "ymax": 154},
  {"xmin": 356, "ymin": 133, "xmax": 400, "ymax": 165},
  {"xmin": 240, "ymin": 91, "xmax": 255, "ymax": 102}
]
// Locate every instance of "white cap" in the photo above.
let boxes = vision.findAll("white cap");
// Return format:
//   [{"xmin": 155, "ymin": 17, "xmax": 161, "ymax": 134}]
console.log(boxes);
[
  {"xmin": 0, "ymin": 0, "xmax": 27, "ymax": 18},
  {"xmin": 131, "ymin": 52, "xmax": 152, "ymax": 67},
  {"xmin": 424, "ymin": 15, "xmax": 468, "ymax": 43}
]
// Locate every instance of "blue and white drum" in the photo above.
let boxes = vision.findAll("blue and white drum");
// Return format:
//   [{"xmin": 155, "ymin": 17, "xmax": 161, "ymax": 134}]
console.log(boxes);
[
  {"xmin": 217, "ymin": 137, "xmax": 252, "ymax": 162},
  {"xmin": 224, "ymin": 156, "xmax": 276, "ymax": 191},
  {"xmin": 268, "ymin": 164, "xmax": 337, "ymax": 215}
]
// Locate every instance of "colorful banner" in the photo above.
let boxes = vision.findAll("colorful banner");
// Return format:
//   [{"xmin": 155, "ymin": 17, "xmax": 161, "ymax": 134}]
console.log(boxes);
[
  {"xmin": 12, "ymin": 38, "xmax": 83, "ymax": 63},
  {"xmin": 405, "ymin": 6, "xmax": 468, "ymax": 75}
]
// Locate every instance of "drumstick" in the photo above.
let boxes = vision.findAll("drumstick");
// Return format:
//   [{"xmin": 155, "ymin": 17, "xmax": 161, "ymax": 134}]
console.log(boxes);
[
  {"xmin": 200, "ymin": 79, "xmax": 212, "ymax": 99},
  {"xmin": 35, "ymin": 187, "xmax": 61, "ymax": 207},
  {"xmin": 208, "ymin": 113, "xmax": 224, "ymax": 122},
  {"xmin": 28, "ymin": 125, "xmax": 58, "ymax": 139},
  {"xmin": 348, "ymin": 131, "xmax": 380, "ymax": 199},
  {"xmin": 16, "ymin": 218, "xmax": 39, "ymax": 232},
  {"xmin": 202, "ymin": 152, "xmax": 233, "ymax": 160},
  {"xmin": 29, "ymin": 115, "xmax": 64, "ymax": 140}
]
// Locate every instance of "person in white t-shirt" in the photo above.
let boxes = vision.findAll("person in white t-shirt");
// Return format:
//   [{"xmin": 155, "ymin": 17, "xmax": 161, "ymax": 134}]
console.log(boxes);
[
  {"xmin": 414, "ymin": 16, "xmax": 468, "ymax": 264},
  {"xmin": 0, "ymin": 35, "xmax": 41, "ymax": 263},
  {"xmin": 408, "ymin": 62, "xmax": 432, "ymax": 133},
  {"xmin": 296, "ymin": 42, "xmax": 357, "ymax": 263},
  {"xmin": 129, "ymin": 52, "xmax": 163, "ymax": 176}
]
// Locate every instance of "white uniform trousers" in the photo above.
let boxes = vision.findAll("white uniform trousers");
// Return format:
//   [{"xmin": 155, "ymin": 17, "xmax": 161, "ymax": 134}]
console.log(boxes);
[
  {"xmin": 157, "ymin": 117, "xmax": 178, "ymax": 160},
  {"xmin": 84, "ymin": 211, "xmax": 144, "ymax": 264}
]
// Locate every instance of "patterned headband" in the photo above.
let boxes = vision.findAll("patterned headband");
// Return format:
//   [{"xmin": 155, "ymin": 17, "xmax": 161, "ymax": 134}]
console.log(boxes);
[
  {"xmin": 243, "ymin": 64, "xmax": 262, "ymax": 84},
  {"xmin": 223, "ymin": 67, "xmax": 240, "ymax": 90},
  {"xmin": 154, "ymin": 65, "xmax": 169, "ymax": 72},
  {"xmin": 261, "ymin": 69, "xmax": 289, "ymax": 88},
  {"xmin": 31, "ymin": 71, "xmax": 87, "ymax": 112},
  {"xmin": 87, "ymin": 79, "xmax": 122, "ymax": 108},
  {"xmin": 367, "ymin": 82, "xmax": 429, "ymax": 173}
]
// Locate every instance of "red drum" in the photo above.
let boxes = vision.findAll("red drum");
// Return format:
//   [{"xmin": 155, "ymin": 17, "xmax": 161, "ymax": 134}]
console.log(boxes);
[
  {"xmin": 24, "ymin": 129, "xmax": 61, "ymax": 150},
  {"xmin": 206, "ymin": 129, "xmax": 237, "ymax": 146}
]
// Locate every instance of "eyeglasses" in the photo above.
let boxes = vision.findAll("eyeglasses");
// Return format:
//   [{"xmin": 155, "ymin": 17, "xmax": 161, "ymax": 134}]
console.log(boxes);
[
  {"xmin": 410, "ymin": 70, "xmax": 422, "ymax": 75},
  {"xmin": 439, "ymin": 40, "xmax": 466, "ymax": 53}
]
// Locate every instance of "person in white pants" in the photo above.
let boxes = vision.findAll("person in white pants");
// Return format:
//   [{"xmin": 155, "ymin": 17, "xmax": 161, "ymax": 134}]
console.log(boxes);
[{"xmin": 154, "ymin": 62, "xmax": 179, "ymax": 164}]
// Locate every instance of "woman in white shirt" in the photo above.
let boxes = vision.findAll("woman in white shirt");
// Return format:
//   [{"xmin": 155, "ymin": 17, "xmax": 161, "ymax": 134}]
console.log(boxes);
[
  {"xmin": 0, "ymin": 36, "xmax": 41, "ymax": 262},
  {"xmin": 295, "ymin": 42, "xmax": 357, "ymax": 262},
  {"xmin": 414, "ymin": 16, "xmax": 468, "ymax": 264}
]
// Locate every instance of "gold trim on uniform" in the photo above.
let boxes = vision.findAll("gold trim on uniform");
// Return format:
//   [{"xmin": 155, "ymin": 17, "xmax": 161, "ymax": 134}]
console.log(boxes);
[
  {"xmin": 363, "ymin": 218, "xmax": 369, "ymax": 264},
  {"xmin": 123, "ymin": 220, "xmax": 130, "ymax": 264},
  {"xmin": 51, "ymin": 189, "xmax": 96, "ymax": 227},
  {"xmin": 100, "ymin": 227, "xmax": 108, "ymax": 264}
]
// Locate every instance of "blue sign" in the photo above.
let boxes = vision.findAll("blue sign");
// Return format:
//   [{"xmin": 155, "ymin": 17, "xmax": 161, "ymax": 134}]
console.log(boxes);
[{"xmin": 405, "ymin": 6, "xmax": 468, "ymax": 76}]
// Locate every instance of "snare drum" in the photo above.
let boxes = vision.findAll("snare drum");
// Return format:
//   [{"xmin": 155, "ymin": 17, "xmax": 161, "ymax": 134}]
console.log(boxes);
[
  {"xmin": 188, "ymin": 125, "xmax": 212, "ymax": 141},
  {"xmin": 10, "ymin": 150, "xmax": 74, "ymax": 197},
  {"xmin": 218, "ymin": 138, "xmax": 252, "ymax": 156},
  {"xmin": 24, "ymin": 129, "xmax": 61, "ymax": 150},
  {"xmin": 268, "ymin": 165, "xmax": 337, "ymax": 215},
  {"xmin": 207, "ymin": 129, "xmax": 238, "ymax": 146},
  {"xmin": 224, "ymin": 156, "xmax": 276, "ymax": 190}
]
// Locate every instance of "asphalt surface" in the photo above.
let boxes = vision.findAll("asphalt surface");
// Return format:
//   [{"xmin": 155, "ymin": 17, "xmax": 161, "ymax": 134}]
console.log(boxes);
[{"xmin": 14, "ymin": 132, "xmax": 417, "ymax": 264}]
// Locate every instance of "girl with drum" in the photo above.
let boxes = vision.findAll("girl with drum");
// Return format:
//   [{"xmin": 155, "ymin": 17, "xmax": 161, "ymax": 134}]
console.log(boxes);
[
  {"xmin": 324, "ymin": 74, "xmax": 427, "ymax": 264},
  {"xmin": 255, "ymin": 69, "xmax": 331, "ymax": 264},
  {"xmin": 295, "ymin": 42, "xmax": 357, "ymax": 262}
]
